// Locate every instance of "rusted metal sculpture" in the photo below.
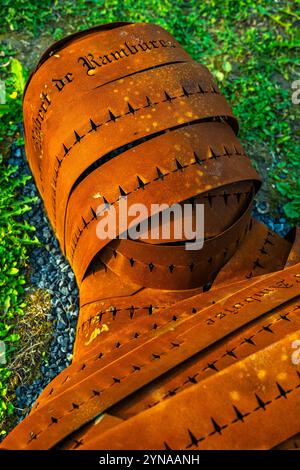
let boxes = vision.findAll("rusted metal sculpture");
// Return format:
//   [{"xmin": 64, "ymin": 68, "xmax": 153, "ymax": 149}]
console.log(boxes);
[{"xmin": 1, "ymin": 22, "xmax": 300, "ymax": 450}]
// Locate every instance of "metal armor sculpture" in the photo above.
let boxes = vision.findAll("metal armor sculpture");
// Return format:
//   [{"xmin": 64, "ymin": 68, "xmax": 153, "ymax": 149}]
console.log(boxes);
[{"xmin": 1, "ymin": 22, "xmax": 300, "ymax": 450}]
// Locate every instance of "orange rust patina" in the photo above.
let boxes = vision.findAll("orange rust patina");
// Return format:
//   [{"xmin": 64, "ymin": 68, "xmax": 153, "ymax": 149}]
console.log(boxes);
[{"xmin": 1, "ymin": 22, "xmax": 300, "ymax": 450}]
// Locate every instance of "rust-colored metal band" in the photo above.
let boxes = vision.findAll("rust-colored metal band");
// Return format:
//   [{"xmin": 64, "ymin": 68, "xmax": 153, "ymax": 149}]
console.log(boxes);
[
  {"xmin": 78, "ymin": 329, "xmax": 300, "ymax": 450},
  {"xmin": 108, "ymin": 302, "xmax": 300, "ymax": 422},
  {"xmin": 274, "ymin": 433, "xmax": 300, "ymax": 450},
  {"xmin": 36, "ymin": 255, "xmax": 290, "ymax": 406},
  {"xmin": 2, "ymin": 264, "xmax": 300, "ymax": 449},
  {"xmin": 2, "ymin": 22, "xmax": 299, "ymax": 451},
  {"xmin": 98, "ymin": 199, "xmax": 253, "ymax": 290},
  {"xmin": 24, "ymin": 23, "xmax": 194, "ymax": 191},
  {"xmin": 285, "ymin": 227, "xmax": 300, "ymax": 268}
]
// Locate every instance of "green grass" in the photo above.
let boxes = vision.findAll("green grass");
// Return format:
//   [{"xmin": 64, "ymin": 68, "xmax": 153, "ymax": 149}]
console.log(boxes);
[{"xmin": 0, "ymin": 0, "xmax": 299, "ymax": 435}]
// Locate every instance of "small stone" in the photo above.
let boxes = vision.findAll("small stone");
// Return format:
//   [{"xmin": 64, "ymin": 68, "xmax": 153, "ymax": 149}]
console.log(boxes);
[{"xmin": 60, "ymin": 286, "xmax": 68, "ymax": 296}]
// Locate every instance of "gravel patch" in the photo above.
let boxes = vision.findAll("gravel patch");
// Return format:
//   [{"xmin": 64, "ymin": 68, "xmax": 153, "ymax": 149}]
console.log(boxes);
[{"xmin": 253, "ymin": 202, "xmax": 291, "ymax": 237}]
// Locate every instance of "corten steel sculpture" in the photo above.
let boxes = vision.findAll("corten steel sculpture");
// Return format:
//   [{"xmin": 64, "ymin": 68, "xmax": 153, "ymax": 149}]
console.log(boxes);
[{"xmin": 2, "ymin": 22, "xmax": 300, "ymax": 450}]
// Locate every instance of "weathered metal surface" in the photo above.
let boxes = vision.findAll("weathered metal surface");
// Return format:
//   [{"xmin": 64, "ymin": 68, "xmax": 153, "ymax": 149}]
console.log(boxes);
[{"xmin": 1, "ymin": 22, "xmax": 299, "ymax": 450}]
